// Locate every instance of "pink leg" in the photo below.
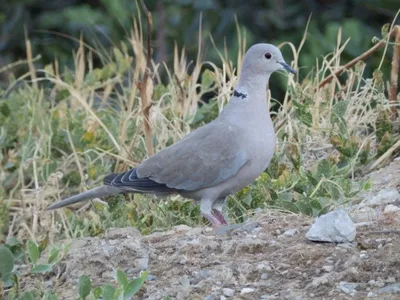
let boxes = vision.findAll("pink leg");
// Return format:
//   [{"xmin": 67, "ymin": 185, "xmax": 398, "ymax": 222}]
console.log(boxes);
[
  {"xmin": 212, "ymin": 209, "xmax": 228, "ymax": 225},
  {"xmin": 203, "ymin": 213, "xmax": 222, "ymax": 226}
]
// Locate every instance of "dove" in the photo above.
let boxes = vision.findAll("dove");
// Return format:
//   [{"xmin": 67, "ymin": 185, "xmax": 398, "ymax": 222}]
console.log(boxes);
[{"xmin": 47, "ymin": 43, "xmax": 295, "ymax": 226}]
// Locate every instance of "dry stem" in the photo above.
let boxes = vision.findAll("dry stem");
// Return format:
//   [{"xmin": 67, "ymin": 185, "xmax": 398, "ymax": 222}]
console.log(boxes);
[
  {"xmin": 137, "ymin": 0, "xmax": 154, "ymax": 156},
  {"xmin": 317, "ymin": 26, "xmax": 399, "ymax": 91},
  {"xmin": 390, "ymin": 26, "xmax": 400, "ymax": 119}
]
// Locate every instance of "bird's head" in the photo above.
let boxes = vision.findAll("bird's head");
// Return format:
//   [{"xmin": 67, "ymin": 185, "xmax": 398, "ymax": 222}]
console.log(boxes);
[{"xmin": 242, "ymin": 43, "xmax": 296, "ymax": 76}]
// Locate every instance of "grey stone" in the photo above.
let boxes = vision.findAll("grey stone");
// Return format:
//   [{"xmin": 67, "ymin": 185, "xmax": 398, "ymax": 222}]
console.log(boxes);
[
  {"xmin": 147, "ymin": 274, "xmax": 157, "ymax": 281},
  {"xmin": 349, "ymin": 206, "xmax": 377, "ymax": 223},
  {"xmin": 306, "ymin": 209, "xmax": 356, "ymax": 243},
  {"xmin": 384, "ymin": 204, "xmax": 400, "ymax": 213},
  {"xmin": 240, "ymin": 287, "xmax": 255, "ymax": 295},
  {"xmin": 282, "ymin": 228, "xmax": 299, "ymax": 237},
  {"xmin": 337, "ymin": 281, "xmax": 358, "ymax": 295},
  {"xmin": 321, "ymin": 265, "xmax": 334, "ymax": 272},
  {"xmin": 199, "ymin": 270, "xmax": 211, "ymax": 279},
  {"xmin": 363, "ymin": 188, "xmax": 400, "ymax": 206},
  {"xmin": 377, "ymin": 283, "xmax": 400, "ymax": 294},
  {"xmin": 222, "ymin": 288, "xmax": 235, "ymax": 297},
  {"xmin": 260, "ymin": 295, "xmax": 277, "ymax": 300}
]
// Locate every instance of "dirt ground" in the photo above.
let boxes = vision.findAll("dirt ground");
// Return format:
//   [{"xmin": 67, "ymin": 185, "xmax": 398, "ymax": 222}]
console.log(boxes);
[{"xmin": 21, "ymin": 161, "xmax": 400, "ymax": 299}]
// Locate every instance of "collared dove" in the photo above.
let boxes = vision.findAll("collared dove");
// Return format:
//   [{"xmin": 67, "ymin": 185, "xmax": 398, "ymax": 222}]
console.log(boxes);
[{"xmin": 47, "ymin": 43, "xmax": 295, "ymax": 226}]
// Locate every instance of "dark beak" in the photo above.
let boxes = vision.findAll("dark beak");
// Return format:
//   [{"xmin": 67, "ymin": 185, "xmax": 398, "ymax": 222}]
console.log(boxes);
[{"xmin": 279, "ymin": 62, "xmax": 296, "ymax": 74}]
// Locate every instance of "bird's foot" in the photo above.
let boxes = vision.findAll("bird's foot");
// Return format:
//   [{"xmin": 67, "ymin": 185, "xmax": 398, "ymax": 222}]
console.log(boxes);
[
  {"xmin": 211, "ymin": 209, "xmax": 228, "ymax": 225},
  {"xmin": 203, "ymin": 213, "xmax": 223, "ymax": 226}
]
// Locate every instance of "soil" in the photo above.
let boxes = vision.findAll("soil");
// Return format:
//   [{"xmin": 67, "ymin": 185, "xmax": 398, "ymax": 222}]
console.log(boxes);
[{"xmin": 20, "ymin": 160, "xmax": 400, "ymax": 300}]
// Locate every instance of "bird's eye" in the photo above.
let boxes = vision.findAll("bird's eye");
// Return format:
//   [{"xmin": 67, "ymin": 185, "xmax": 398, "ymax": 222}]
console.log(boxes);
[{"xmin": 264, "ymin": 53, "xmax": 272, "ymax": 59}]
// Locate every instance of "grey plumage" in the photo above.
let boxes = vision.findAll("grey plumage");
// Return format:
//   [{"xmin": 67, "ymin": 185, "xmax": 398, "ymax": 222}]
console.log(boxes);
[{"xmin": 47, "ymin": 43, "xmax": 295, "ymax": 226}]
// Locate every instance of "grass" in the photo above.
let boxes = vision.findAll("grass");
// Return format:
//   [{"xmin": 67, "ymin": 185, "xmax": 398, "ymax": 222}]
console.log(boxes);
[{"xmin": 0, "ymin": 13, "xmax": 400, "ymax": 299}]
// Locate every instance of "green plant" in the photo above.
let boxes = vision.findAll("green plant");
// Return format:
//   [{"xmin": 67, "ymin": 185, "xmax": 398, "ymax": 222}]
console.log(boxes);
[{"xmin": 76, "ymin": 269, "xmax": 148, "ymax": 300}]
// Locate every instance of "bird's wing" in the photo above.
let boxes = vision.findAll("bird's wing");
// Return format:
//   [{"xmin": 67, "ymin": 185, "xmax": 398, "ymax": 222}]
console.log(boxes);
[{"xmin": 131, "ymin": 121, "xmax": 248, "ymax": 191}]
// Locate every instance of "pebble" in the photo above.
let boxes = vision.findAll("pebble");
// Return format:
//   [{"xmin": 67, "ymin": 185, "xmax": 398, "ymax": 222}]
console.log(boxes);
[
  {"xmin": 367, "ymin": 291, "xmax": 376, "ymax": 297},
  {"xmin": 360, "ymin": 250, "xmax": 369, "ymax": 259},
  {"xmin": 378, "ymin": 283, "xmax": 400, "ymax": 294},
  {"xmin": 204, "ymin": 294, "xmax": 216, "ymax": 300},
  {"xmin": 306, "ymin": 209, "xmax": 356, "ymax": 243},
  {"xmin": 363, "ymin": 188, "xmax": 400, "ymax": 206},
  {"xmin": 322, "ymin": 265, "xmax": 334, "ymax": 272},
  {"xmin": 310, "ymin": 273, "xmax": 330, "ymax": 287},
  {"xmin": 147, "ymin": 274, "xmax": 157, "ymax": 281},
  {"xmin": 181, "ymin": 276, "xmax": 190, "ymax": 288},
  {"xmin": 349, "ymin": 206, "xmax": 377, "ymax": 223},
  {"xmin": 384, "ymin": 204, "xmax": 400, "ymax": 213},
  {"xmin": 240, "ymin": 288, "xmax": 255, "ymax": 295},
  {"xmin": 261, "ymin": 273, "xmax": 269, "ymax": 280},
  {"xmin": 375, "ymin": 278, "xmax": 386, "ymax": 288},
  {"xmin": 199, "ymin": 270, "xmax": 211, "ymax": 279},
  {"xmin": 337, "ymin": 281, "xmax": 358, "ymax": 295},
  {"xmin": 368, "ymin": 280, "xmax": 376, "ymax": 286},
  {"xmin": 260, "ymin": 295, "xmax": 277, "ymax": 300},
  {"xmin": 386, "ymin": 277, "xmax": 396, "ymax": 283},
  {"xmin": 282, "ymin": 228, "xmax": 299, "ymax": 237},
  {"xmin": 137, "ymin": 258, "xmax": 149, "ymax": 270},
  {"xmin": 222, "ymin": 288, "xmax": 235, "ymax": 297}
]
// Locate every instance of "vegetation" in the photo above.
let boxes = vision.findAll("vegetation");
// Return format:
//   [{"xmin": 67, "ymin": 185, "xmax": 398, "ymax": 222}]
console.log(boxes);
[{"xmin": 0, "ymin": 2, "xmax": 400, "ymax": 298}]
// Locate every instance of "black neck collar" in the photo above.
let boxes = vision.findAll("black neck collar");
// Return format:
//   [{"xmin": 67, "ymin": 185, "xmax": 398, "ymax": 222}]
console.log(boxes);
[{"xmin": 233, "ymin": 89, "xmax": 247, "ymax": 99}]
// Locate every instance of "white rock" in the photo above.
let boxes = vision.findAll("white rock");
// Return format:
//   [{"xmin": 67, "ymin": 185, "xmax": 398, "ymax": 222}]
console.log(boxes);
[
  {"xmin": 306, "ymin": 209, "xmax": 356, "ymax": 243},
  {"xmin": 367, "ymin": 291, "xmax": 376, "ymax": 297},
  {"xmin": 240, "ymin": 288, "xmax": 255, "ymax": 295},
  {"xmin": 222, "ymin": 288, "xmax": 235, "ymax": 297},
  {"xmin": 220, "ymin": 296, "xmax": 227, "ymax": 300},
  {"xmin": 362, "ymin": 188, "xmax": 400, "ymax": 206},
  {"xmin": 360, "ymin": 250, "xmax": 369, "ymax": 259},
  {"xmin": 282, "ymin": 228, "xmax": 299, "ymax": 237},
  {"xmin": 384, "ymin": 204, "xmax": 400, "ymax": 213},
  {"xmin": 368, "ymin": 280, "xmax": 376, "ymax": 286}
]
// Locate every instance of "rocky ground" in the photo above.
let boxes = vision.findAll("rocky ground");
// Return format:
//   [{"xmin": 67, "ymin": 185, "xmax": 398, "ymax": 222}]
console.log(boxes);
[{"xmin": 22, "ymin": 160, "xmax": 400, "ymax": 299}]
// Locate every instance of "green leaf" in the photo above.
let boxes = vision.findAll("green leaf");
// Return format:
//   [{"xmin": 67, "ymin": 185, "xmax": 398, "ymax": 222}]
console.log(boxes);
[
  {"xmin": 102, "ymin": 284, "xmax": 117, "ymax": 300},
  {"xmin": 27, "ymin": 240, "xmax": 39, "ymax": 265},
  {"xmin": 6, "ymin": 237, "xmax": 22, "ymax": 247},
  {"xmin": 19, "ymin": 291, "xmax": 34, "ymax": 300},
  {"xmin": 43, "ymin": 291, "xmax": 59, "ymax": 300},
  {"xmin": 316, "ymin": 159, "xmax": 331, "ymax": 178},
  {"xmin": 124, "ymin": 271, "xmax": 148, "ymax": 298},
  {"xmin": 78, "ymin": 275, "xmax": 92, "ymax": 299},
  {"xmin": 292, "ymin": 100, "xmax": 312, "ymax": 127},
  {"xmin": 0, "ymin": 245, "xmax": 15, "ymax": 278},
  {"xmin": 92, "ymin": 287, "xmax": 102, "ymax": 299},
  {"xmin": 201, "ymin": 69, "xmax": 215, "ymax": 89},
  {"xmin": 115, "ymin": 269, "xmax": 128, "ymax": 287},
  {"xmin": 48, "ymin": 247, "xmax": 61, "ymax": 264},
  {"xmin": 7, "ymin": 290, "xmax": 17, "ymax": 300},
  {"xmin": 304, "ymin": 171, "xmax": 318, "ymax": 186},
  {"xmin": 31, "ymin": 264, "xmax": 53, "ymax": 274}
]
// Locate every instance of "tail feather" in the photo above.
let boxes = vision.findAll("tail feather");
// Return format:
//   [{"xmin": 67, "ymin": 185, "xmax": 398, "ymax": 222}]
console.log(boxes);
[{"xmin": 46, "ymin": 186, "xmax": 121, "ymax": 210}]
